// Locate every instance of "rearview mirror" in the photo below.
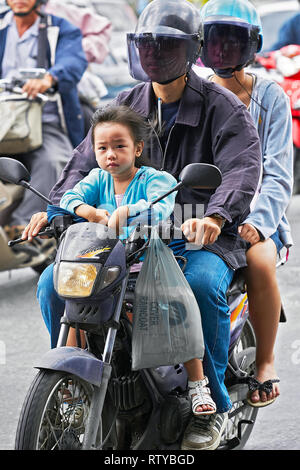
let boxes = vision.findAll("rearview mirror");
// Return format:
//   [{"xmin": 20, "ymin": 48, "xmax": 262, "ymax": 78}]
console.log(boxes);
[
  {"xmin": 0, "ymin": 157, "xmax": 51, "ymax": 204},
  {"xmin": 0, "ymin": 157, "xmax": 31, "ymax": 185},
  {"xmin": 179, "ymin": 163, "xmax": 222, "ymax": 189},
  {"xmin": 150, "ymin": 162, "xmax": 222, "ymax": 207}
]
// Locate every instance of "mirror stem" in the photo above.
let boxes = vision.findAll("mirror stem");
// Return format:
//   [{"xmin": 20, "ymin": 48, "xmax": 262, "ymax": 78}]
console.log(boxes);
[
  {"xmin": 20, "ymin": 180, "xmax": 52, "ymax": 205},
  {"xmin": 149, "ymin": 181, "xmax": 183, "ymax": 207}
]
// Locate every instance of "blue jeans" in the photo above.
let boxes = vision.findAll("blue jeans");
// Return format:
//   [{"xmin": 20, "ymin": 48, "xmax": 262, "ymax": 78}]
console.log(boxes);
[
  {"xmin": 169, "ymin": 241, "xmax": 234, "ymax": 413},
  {"xmin": 37, "ymin": 263, "xmax": 65, "ymax": 349},
  {"xmin": 37, "ymin": 243, "xmax": 234, "ymax": 412}
]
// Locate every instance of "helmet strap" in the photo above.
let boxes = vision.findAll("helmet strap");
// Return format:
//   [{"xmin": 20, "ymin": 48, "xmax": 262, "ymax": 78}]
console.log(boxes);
[
  {"xmin": 213, "ymin": 64, "xmax": 243, "ymax": 79},
  {"xmin": 157, "ymin": 73, "xmax": 186, "ymax": 85}
]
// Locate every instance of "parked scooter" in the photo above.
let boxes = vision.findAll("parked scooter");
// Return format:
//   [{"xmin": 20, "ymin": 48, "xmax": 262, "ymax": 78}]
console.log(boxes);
[
  {"xmin": 255, "ymin": 44, "xmax": 300, "ymax": 194},
  {"xmin": 0, "ymin": 72, "xmax": 57, "ymax": 274},
  {"xmin": 0, "ymin": 158, "xmax": 286, "ymax": 450}
]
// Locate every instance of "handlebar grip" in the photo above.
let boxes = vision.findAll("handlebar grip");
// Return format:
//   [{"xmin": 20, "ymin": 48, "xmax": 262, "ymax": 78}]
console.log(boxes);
[{"xmin": 7, "ymin": 228, "xmax": 55, "ymax": 247}]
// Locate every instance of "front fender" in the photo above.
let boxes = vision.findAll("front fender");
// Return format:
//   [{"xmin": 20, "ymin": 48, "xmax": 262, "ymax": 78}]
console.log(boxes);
[{"xmin": 35, "ymin": 346, "xmax": 105, "ymax": 386}]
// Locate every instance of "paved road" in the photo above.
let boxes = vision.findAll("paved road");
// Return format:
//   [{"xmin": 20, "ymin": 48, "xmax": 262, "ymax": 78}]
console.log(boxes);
[{"xmin": 0, "ymin": 197, "xmax": 299, "ymax": 451}]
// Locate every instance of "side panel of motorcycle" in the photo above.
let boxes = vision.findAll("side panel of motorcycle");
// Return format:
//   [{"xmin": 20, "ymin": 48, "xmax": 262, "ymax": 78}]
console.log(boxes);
[
  {"xmin": 148, "ymin": 364, "xmax": 188, "ymax": 396},
  {"xmin": 35, "ymin": 346, "xmax": 104, "ymax": 386},
  {"xmin": 229, "ymin": 292, "xmax": 249, "ymax": 350}
]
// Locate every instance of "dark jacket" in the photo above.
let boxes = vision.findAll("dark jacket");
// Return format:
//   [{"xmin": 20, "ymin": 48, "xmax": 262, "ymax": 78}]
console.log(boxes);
[
  {"xmin": 0, "ymin": 10, "xmax": 87, "ymax": 148},
  {"xmin": 50, "ymin": 70, "xmax": 261, "ymax": 269}
]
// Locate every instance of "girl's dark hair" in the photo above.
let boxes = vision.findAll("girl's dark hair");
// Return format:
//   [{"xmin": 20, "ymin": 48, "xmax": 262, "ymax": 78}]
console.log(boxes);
[{"xmin": 90, "ymin": 104, "xmax": 155, "ymax": 168}]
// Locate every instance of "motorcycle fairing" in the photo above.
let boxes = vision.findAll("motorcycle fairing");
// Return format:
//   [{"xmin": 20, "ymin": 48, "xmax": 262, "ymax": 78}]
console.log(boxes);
[
  {"xmin": 65, "ymin": 293, "xmax": 120, "ymax": 326},
  {"xmin": 35, "ymin": 346, "xmax": 109, "ymax": 387},
  {"xmin": 55, "ymin": 222, "xmax": 121, "ymax": 264}
]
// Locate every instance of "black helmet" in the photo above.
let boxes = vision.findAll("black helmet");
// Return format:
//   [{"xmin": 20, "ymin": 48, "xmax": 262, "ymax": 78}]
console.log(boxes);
[
  {"xmin": 6, "ymin": 0, "xmax": 48, "ymax": 17},
  {"xmin": 127, "ymin": 0, "xmax": 203, "ymax": 84}
]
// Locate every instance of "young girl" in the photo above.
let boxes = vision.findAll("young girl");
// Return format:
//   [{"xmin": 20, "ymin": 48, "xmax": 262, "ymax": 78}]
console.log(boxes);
[
  {"xmin": 60, "ymin": 104, "xmax": 217, "ymax": 416},
  {"xmin": 60, "ymin": 105, "xmax": 175, "ymax": 237}
]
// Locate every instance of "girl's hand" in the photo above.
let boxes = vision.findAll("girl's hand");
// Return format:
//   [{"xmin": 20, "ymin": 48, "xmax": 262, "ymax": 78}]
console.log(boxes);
[
  {"xmin": 94, "ymin": 209, "xmax": 110, "ymax": 225},
  {"xmin": 238, "ymin": 223, "xmax": 260, "ymax": 245},
  {"xmin": 181, "ymin": 217, "xmax": 222, "ymax": 245},
  {"xmin": 75, "ymin": 204, "xmax": 110, "ymax": 224},
  {"xmin": 108, "ymin": 206, "xmax": 129, "ymax": 234}
]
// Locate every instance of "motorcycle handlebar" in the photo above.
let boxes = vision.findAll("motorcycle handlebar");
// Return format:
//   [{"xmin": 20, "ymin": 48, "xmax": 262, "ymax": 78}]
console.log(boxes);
[
  {"xmin": 0, "ymin": 78, "xmax": 56, "ymax": 102},
  {"xmin": 7, "ymin": 227, "xmax": 55, "ymax": 247},
  {"xmin": 7, "ymin": 218, "xmax": 183, "ymax": 254}
]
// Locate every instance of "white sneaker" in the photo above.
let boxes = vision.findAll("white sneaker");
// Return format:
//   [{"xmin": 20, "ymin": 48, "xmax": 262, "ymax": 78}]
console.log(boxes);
[{"xmin": 181, "ymin": 412, "xmax": 228, "ymax": 450}]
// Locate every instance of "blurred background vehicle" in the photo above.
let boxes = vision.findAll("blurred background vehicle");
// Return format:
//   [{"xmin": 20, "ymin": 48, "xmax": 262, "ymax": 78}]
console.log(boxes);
[
  {"xmin": 59, "ymin": 0, "xmax": 139, "ymax": 102},
  {"xmin": 250, "ymin": 0, "xmax": 299, "ymax": 52}
]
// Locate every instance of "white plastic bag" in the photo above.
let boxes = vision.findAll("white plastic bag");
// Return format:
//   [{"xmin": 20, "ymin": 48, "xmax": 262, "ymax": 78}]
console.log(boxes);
[{"xmin": 132, "ymin": 228, "xmax": 204, "ymax": 370}]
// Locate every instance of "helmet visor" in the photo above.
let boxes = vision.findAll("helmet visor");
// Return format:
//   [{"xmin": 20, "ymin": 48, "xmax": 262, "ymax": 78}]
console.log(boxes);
[
  {"xmin": 201, "ymin": 20, "xmax": 259, "ymax": 70},
  {"xmin": 127, "ymin": 33, "xmax": 200, "ymax": 83}
]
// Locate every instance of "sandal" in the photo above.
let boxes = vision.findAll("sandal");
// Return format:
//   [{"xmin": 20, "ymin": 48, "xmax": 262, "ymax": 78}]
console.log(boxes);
[
  {"xmin": 245, "ymin": 376, "xmax": 280, "ymax": 408},
  {"xmin": 188, "ymin": 377, "xmax": 217, "ymax": 416}
]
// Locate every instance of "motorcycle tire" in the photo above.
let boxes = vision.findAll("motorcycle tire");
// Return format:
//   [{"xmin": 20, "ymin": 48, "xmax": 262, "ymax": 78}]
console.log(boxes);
[
  {"xmin": 15, "ymin": 369, "xmax": 117, "ymax": 450},
  {"xmin": 220, "ymin": 320, "xmax": 258, "ymax": 450}
]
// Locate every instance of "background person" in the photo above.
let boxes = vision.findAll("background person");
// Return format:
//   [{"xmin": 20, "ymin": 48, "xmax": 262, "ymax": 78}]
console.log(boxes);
[
  {"xmin": 45, "ymin": 0, "xmax": 111, "ymax": 65},
  {"xmin": 44, "ymin": 0, "xmax": 112, "ymax": 132},
  {"xmin": 0, "ymin": 0, "xmax": 87, "ymax": 239}
]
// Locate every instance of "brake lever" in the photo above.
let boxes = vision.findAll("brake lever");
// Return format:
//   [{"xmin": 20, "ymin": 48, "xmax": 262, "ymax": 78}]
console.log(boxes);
[{"xmin": 8, "ymin": 227, "xmax": 55, "ymax": 247}]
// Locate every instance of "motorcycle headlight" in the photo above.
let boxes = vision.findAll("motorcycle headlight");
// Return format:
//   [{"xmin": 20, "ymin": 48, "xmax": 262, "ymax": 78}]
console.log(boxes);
[{"xmin": 57, "ymin": 262, "xmax": 98, "ymax": 298}]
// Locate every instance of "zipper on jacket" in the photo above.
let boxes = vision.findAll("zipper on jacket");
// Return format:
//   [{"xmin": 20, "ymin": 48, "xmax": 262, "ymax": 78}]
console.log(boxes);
[{"xmin": 161, "ymin": 124, "xmax": 176, "ymax": 171}]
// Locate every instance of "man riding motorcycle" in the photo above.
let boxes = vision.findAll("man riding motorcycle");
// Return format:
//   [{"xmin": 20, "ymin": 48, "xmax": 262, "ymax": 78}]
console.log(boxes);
[
  {"xmin": 25, "ymin": 0, "xmax": 261, "ymax": 451},
  {"xmin": 0, "ymin": 0, "xmax": 87, "ymax": 241}
]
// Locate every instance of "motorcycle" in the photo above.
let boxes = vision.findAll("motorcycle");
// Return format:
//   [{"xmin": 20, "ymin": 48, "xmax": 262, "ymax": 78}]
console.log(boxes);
[
  {"xmin": 255, "ymin": 44, "xmax": 300, "ymax": 194},
  {"xmin": 0, "ymin": 157, "xmax": 286, "ymax": 451},
  {"xmin": 0, "ymin": 71, "xmax": 57, "ymax": 274}
]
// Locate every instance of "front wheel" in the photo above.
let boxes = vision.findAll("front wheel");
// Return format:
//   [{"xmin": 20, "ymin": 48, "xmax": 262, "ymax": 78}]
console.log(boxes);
[{"xmin": 15, "ymin": 370, "xmax": 95, "ymax": 450}]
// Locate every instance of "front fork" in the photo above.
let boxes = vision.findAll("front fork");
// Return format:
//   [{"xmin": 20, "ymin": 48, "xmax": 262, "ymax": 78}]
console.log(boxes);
[{"xmin": 52, "ymin": 274, "xmax": 127, "ymax": 449}]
